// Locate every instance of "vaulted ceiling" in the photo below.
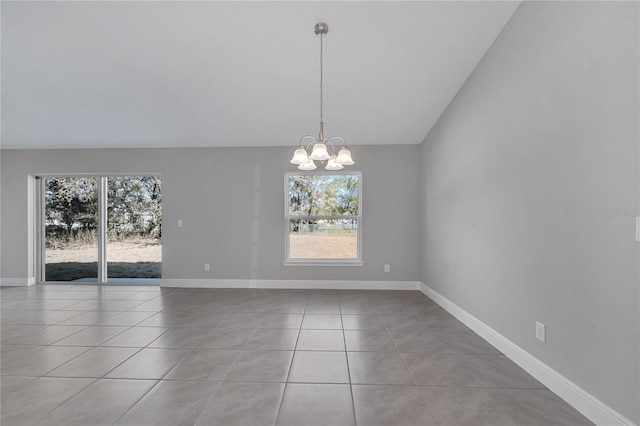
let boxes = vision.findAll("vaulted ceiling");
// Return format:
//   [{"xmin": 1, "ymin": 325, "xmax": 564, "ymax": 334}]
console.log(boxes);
[{"xmin": 1, "ymin": 1, "xmax": 520, "ymax": 149}]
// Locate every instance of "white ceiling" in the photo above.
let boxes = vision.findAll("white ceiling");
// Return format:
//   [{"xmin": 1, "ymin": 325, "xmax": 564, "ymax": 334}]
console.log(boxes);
[{"xmin": 1, "ymin": 1, "xmax": 520, "ymax": 149}]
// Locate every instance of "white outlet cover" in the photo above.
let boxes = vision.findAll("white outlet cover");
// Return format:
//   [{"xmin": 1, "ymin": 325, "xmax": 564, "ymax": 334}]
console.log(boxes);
[{"xmin": 535, "ymin": 321, "xmax": 546, "ymax": 342}]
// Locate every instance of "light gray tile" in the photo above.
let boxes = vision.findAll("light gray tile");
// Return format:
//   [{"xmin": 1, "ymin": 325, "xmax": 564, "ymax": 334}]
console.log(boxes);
[
  {"xmin": 401, "ymin": 353, "xmax": 482, "ymax": 387},
  {"xmin": 341, "ymin": 314, "xmax": 385, "ymax": 330},
  {"xmin": 420, "ymin": 315, "xmax": 471, "ymax": 332},
  {"xmin": 225, "ymin": 350, "xmax": 294, "ymax": 383},
  {"xmin": 0, "ymin": 375, "xmax": 38, "ymax": 395},
  {"xmin": 1, "ymin": 344, "xmax": 44, "ymax": 361},
  {"xmin": 387, "ymin": 329, "xmax": 448, "ymax": 353},
  {"xmin": 2, "ymin": 346, "xmax": 90, "ymax": 376},
  {"xmin": 35, "ymin": 379, "xmax": 156, "ymax": 426},
  {"xmin": 1, "ymin": 325, "xmax": 47, "ymax": 345},
  {"xmin": 260, "ymin": 314, "xmax": 303, "ymax": 329},
  {"xmin": 46, "ymin": 347, "xmax": 139, "ymax": 378},
  {"xmin": 419, "ymin": 386, "xmax": 501, "ymax": 426},
  {"xmin": 117, "ymin": 380, "xmax": 220, "ymax": 426},
  {"xmin": 197, "ymin": 327, "xmax": 255, "ymax": 349},
  {"xmin": 245, "ymin": 329, "xmax": 299, "ymax": 350},
  {"xmin": 352, "ymin": 385, "xmax": 436, "ymax": 426},
  {"xmin": 344, "ymin": 330, "xmax": 397, "ymax": 352},
  {"xmin": 99, "ymin": 300, "xmax": 146, "ymax": 311},
  {"xmin": 348, "ymin": 352, "xmax": 414, "ymax": 385},
  {"xmin": 407, "ymin": 304, "xmax": 450, "ymax": 318},
  {"xmin": 57, "ymin": 311, "xmax": 120, "ymax": 325},
  {"xmin": 485, "ymin": 388, "xmax": 593, "ymax": 426},
  {"xmin": 1, "ymin": 377, "xmax": 95, "ymax": 425},
  {"xmin": 165, "ymin": 349, "xmax": 239, "ymax": 380},
  {"xmin": 123, "ymin": 292, "xmax": 159, "ymax": 301},
  {"xmin": 436, "ymin": 330, "xmax": 501, "ymax": 355},
  {"xmin": 53, "ymin": 326, "xmax": 128, "ymax": 346},
  {"xmin": 197, "ymin": 382, "xmax": 284, "ymax": 426},
  {"xmin": 268, "ymin": 301, "xmax": 307, "ymax": 314},
  {"xmin": 288, "ymin": 351, "xmax": 349, "ymax": 384},
  {"xmin": 380, "ymin": 314, "xmax": 424, "ymax": 330},
  {"xmin": 97, "ymin": 311, "xmax": 156, "ymax": 326},
  {"xmin": 339, "ymin": 302, "xmax": 379, "ymax": 315},
  {"xmin": 2, "ymin": 325, "xmax": 87, "ymax": 345},
  {"xmin": 463, "ymin": 354, "xmax": 545, "ymax": 389},
  {"xmin": 296, "ymin": 330, "xmax": 345, "ymax": 351},
  {"xmin": 40, "ymin": 310, "xmax": 87, "ymax": 325},
  {"xmin": 126, "ymin": 300, "xmax": 166, "ymax": 312},
  {"xmin": 105, "ymin": 348, "xmax": 190, "ymax": 379},
  {"xmin": 101, "ymin": 326, "xmax": 169, "ymax": 347},
  {"xmin": 148, "ymin": 327, "xmax": 210, "ymax": 348},
  {"xmin": 276, "ymin": 383, "xmax": 355, "ymax": 426},
  {"xmin": 216, "ymin": 312, "xmax": 264, "ymax": 329},
  {"xmin": 301, "ymin": 314, "xmax": 342, "ymax": 329},
  {"xmin": 304, "ymin": 302, "xmax": 341, "ymax": 314}
]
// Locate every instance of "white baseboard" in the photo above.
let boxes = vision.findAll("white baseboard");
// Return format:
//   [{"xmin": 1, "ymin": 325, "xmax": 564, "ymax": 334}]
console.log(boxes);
[
  {"xmin": 0, "ymin": 277, "xmax": 36, "ymax": 286},
  {"xmin": 419, "ymin": 282, "xmax": 636, "ymax": 426},
  {"xmin": 161, "ymin": 279, "xmax": 421, "ymax": 291}
]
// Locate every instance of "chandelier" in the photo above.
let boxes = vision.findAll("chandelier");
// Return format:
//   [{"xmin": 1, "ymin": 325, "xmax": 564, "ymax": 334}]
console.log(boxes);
[{"xmin": 290, "ymin": 23, "xmax": 354, "ymax": 171}]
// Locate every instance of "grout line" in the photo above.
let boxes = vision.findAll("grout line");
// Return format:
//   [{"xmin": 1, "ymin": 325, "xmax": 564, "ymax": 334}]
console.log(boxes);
[
  {"xmin": 340, "ymin": 297, "xmax": 359, "ymax": 426},
  {"xmin": 273, "ymin": 297, "xmax": 308, "ymax": 425}
]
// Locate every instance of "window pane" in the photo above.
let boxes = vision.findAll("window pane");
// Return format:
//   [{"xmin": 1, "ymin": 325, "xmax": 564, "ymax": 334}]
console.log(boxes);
[
  {"xmin": 288, "ymin": 175, "xmax": 359, "ymax": 216},
  {"xmin": 106, "ymin": 176, "xmax": 162, "ymax": 281},
  {"xmin": 289, "ymin": 219, "xmax": 358, "ymax": 259},
  {"xmin": 44, "ymin": 177, "xmax": 99, "ymax": 281}
]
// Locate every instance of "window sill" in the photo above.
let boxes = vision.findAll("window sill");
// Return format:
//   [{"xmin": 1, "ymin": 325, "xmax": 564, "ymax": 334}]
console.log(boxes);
[{"xmin": 283, "ymin": 260, "xmax": 364, "ymax": 267}]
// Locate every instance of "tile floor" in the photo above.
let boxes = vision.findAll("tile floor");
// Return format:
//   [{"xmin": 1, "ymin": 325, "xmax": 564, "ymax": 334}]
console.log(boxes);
[{"xmin": 1, "ymin": 285, "xmax": 593, "ymax": 426}]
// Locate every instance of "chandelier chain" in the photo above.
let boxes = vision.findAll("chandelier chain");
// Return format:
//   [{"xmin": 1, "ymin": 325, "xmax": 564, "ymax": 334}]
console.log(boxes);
[
  {"xmin": 319, "ymin": 32, "xmax": 324, "ymax": 139},
  {"xmin": 290, "ymin": 22, "xmax": 353, "ymax": 170}
]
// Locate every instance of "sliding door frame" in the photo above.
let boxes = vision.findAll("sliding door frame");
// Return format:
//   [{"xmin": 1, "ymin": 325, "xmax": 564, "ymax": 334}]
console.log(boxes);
[{"xmin": 36, "ymin": 173, "xmax": 161, "ymax": 285}]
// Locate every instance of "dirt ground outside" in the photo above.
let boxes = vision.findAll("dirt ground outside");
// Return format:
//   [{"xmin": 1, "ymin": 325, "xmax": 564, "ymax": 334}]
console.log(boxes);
[
  {"xmin": 45, "ymin": 234, "xmax": 358, "ymax": 281},
  {"xmin": 289, "ymin": 234, "xmax": 357, "ymax": 259},
  {"xmin": 45, "ymin": 239, "xmax": 162, "ymax": 281}
]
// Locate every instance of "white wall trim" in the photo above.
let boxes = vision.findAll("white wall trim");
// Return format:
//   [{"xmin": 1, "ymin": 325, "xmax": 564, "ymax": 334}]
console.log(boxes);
[
  {"xmin": 161, "ymin": 279, "xmax": 420, "ymax": 291},
  {"xmin": 1, "ymin": 277, "xmax": 36, "ymax": 286},
  {"xmin": 419, "ymin": 283, "xmax": 637, "ymax": 426}
]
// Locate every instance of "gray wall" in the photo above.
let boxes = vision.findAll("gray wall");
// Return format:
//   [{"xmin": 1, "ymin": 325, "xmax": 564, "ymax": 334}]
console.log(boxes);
[
  {"xmin": 420, "ymin": 1, "xmax": 639, "ymax": 422},
  {"xmin": 1, "ymin": 145, "xmax": 421, "ymax": 283}
]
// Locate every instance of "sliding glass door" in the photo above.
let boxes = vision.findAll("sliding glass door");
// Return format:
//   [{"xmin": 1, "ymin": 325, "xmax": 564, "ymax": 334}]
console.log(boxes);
[
  {"xmin": 42, "ymin": 177, "xmax": 100, "ymax": 282},
  {"xmin": 40, "ymin": 175, "xmax": 162, "ymax": 284},
  {"xmin": 106, "ymin": 176, "xmax": 162, "ymax": 282}
]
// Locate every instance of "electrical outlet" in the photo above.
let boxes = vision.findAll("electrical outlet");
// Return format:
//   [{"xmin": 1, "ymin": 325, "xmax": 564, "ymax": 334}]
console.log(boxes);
[
  {"xmin": 178, "ymin": 219, "xmax": 184, "ymax": 228},
  {"xmin": 384, "ymin": 264, "xmax": 390, "ymax": 273},
  {"xmin": 204, "ymin": 264, "xmax": 210, "ymax": 272},
  {"xmin": 535, "ymin": 321, "xmax": 546, "ymax": 342}
]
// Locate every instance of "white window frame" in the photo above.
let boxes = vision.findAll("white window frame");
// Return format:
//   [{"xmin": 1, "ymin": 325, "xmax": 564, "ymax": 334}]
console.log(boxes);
[{"xmin": 283, "ymin": 171, "xmax": 363, "ymax": 267}]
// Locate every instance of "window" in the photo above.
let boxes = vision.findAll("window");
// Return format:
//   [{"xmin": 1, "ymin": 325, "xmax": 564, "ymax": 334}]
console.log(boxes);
[{"xmin": 285, "ymin": 172, "xmax": 362, "ymax": 266}]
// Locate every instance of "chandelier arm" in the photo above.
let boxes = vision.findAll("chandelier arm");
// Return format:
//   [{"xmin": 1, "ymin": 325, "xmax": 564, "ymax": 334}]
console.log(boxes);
[
  {"xmin": 326, "ymin": 136, "xmax": 347, "ymax": 148},
  {"xmin": 299, "ymin": 135, "xmax": 318, "ymax": 149},
  {"xmin": 325, "ymin": 139, "xmax": 336, "ymax": 155}
]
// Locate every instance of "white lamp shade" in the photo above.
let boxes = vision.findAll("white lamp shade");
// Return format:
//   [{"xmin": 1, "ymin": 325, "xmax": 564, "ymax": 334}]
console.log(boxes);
[
  {"xmin": 298, "ymin": 160, "xmax": 317, "ymax": 170},
  {"xmin": 290, "ymin": 148, "xmax": 309, "ymax": 165},
  {"xmin": 325, "ymin": 155, "xmax": 344, "ymax": 170},
  {"xmin": 309, "ymin": 142, "xmax": 330, "ymax": 161},
  {"xmin": 336, "ymin": 148, "xmax": 354, "ymax": 165}
]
